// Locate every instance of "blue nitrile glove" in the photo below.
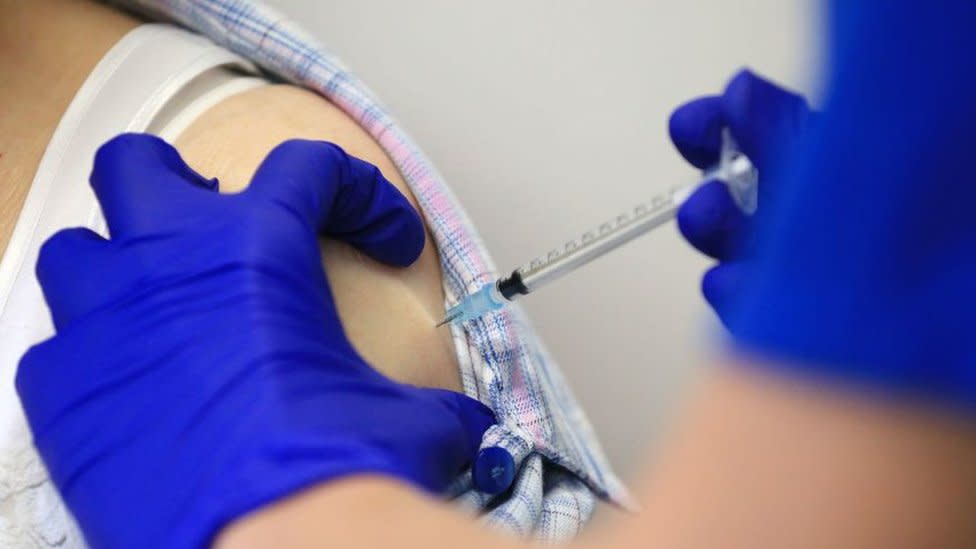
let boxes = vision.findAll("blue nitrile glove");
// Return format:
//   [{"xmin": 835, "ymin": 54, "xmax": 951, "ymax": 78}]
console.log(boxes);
[
  {"xmin": 724, "ymin": 1, "xmax": 976, "ymax": 409},
  {"xmin": 675, "ymin": 3, "xmax": 976, "ymax": 411},
  {"xmin": 669, "ymin": 69, "xmax": 811, "ymax": 324},
  {"xmin": 15, "ymin": 134, "xmax": 495, "ymax": 549}
]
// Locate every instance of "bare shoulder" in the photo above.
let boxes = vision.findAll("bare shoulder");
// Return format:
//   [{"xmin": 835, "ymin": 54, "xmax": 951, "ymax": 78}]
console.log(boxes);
[
  {"xmin": 0, "ymin": 0, "xmax": 140, "ymax": 255},
  {"xmin": 174, "ymin": 85, "xmax": 400, "ymax": 196},
  {"xmin": 174, "ymin": 84, "xmax": 462, "ymax": 391}
]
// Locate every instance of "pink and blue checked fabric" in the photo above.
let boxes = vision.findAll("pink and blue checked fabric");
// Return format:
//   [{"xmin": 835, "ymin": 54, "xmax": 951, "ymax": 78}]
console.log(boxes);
[{"xmin": 109, "ymin": 0, "xmax": 632, "ymax": 539}]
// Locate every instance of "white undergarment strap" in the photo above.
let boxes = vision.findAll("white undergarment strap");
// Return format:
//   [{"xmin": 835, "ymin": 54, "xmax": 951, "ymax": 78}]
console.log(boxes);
[{"xmin": 0, "ymin": 22, "xmax": 265, "ymax": 442}]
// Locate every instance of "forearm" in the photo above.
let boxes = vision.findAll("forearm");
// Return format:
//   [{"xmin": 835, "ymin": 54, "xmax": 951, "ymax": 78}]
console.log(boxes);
[
  {"xmin": 219, "ymin": 361, "xmax": 976, "ymax": 549},
  {"xmin": 215, "ymin": 477, "xmax": 525, "ymax": 549},
  {"xmin": 633, "ymin": 363, "xmax": 976, "ymax": 548}
]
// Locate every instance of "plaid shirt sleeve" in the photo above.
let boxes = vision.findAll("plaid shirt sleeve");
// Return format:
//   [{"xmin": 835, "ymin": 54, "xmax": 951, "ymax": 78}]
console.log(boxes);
[{"xmin": 106, "ymin": 0, "xmax": 634, "ymax": 540}]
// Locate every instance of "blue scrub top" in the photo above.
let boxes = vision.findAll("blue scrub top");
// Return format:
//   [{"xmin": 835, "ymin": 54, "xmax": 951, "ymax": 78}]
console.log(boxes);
[{"xmin": 730, "ymin": 1, "xmax": 976, "ymax": 394}]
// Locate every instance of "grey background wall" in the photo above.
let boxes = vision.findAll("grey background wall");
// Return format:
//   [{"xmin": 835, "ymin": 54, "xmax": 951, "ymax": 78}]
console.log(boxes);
[{"xmin": 266, "ymin": 0, "xmax": 821, "ymax": 479}]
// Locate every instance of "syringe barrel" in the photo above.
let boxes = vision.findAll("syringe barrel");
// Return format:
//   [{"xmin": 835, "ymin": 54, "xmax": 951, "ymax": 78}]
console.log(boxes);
[
  {"xmin": 515, "ymin": 188, "xmax": 686, "ymax": 293},
  {"xmin": 513, "ymin": 131, "xmax": 757, "ymax": 295}
]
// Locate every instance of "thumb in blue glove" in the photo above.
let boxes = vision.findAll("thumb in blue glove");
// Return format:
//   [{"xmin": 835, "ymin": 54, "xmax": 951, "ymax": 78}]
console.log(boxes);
[
  {"xmin": 669, "ymin": 69, "xmax": 812, "ymax": 323},
  {"xmin": 17, "ymin": 134, "xmax": 495, "ymax": 549}
]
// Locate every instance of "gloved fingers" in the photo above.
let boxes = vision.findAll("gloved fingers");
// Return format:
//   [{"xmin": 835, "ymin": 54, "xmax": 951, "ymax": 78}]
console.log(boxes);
[
  {"xmin": 670, "ymin": 70, "xmax": 810, "ymax": 174},
  {"xmin": 425, "ymin": 389, "xmax": 496, "ymax": 460},
  {"xmin": 15, "ymin": 342, "xmax": 55, "ymax": 429},
  {"xmin": 668, "ymin": 95, "xmax": 724, "ymax": 170},
  {"xmin": 677, "ymin": 180, "xmax": 750, "ymax": 260},
  {"xmin": 90, "ymin": 133, "xmax": 219, "ymax": 239},
  {"xmin": 246, "ymin": 139, "xmax": 425, "ymax": 267},
  {"xmin": 721, "ymin": 69, "xmax": 810, "ymax": 171},
  {"xmin": 702, "ymin": 261, "xmax": 751, "ymax": 327},
  {"xmin": 35, "ymin": 228, "xmax": 114, "ymax": 331}
]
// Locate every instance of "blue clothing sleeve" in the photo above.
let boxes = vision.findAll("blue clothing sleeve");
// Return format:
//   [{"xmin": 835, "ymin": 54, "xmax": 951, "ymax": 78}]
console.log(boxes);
[{"xmin": 728, "ymin": 1, "xmax": 976, "ymax": 407}]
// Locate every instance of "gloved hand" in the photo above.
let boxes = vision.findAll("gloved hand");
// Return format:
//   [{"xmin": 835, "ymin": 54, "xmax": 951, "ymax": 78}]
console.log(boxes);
[
  {"xmin": 674, "ymin": 0, "xmax": 976, "ymax": 412},
  {"xmin": 669, "ymin": 69, "xmax": 811, "ymax": 324},
  {"xmin": 16, "ymin": 134, "xmax": 495, "ymax": 549}
]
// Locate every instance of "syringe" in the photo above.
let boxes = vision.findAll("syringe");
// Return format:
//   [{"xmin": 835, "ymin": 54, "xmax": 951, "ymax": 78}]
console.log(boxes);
[{"xmin": 436, "ymin": 129, "xmax": 758, "ymax": 327}]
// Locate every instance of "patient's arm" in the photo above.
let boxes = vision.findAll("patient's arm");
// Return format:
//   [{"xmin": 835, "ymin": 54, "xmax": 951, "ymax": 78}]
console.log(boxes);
[
  {"xmin": 174, "ymin": 85, "xmax": 461, "ymax": 390},
  {"xmin": 0, "ymin": 0, "xmax": 138, "ymax": 256},
  {"xmin": 0, "ymin": 0, "xmax": 460, "ymax": 392}
]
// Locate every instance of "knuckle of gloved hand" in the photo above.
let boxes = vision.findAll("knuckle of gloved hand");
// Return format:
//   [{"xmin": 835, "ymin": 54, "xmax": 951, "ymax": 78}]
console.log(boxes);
[
  {"xmin": 36, "ymin": 233, "xmax": 68, "ymax": 270},
  {"xmin": 229, "ymin": 210, "xmax": 310, "ymax": 278},
  {"xmin": 269, "ymin": 139, "xmax": 349, "ymax": 173},
  {"xmin": 93, "ymin": 133, "xmax": 164, "ymax": 167},
  {"xmin": 14, "ymin": 342, "xmax": 51, "ymax": 402},
  {"xmin": 219, "ymin": 216, "xmax": 263, "ymax": 261},
  {"xmin": 36, "ymin": 229, "xmax": 85, "ymax": 281}
]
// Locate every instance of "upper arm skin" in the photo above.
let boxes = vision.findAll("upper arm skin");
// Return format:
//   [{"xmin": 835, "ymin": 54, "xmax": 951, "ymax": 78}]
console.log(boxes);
[
  {"xmin": 174, "ymin": 84, "xmax": 461, "ymax": 392},
  {"xmin": 0, "ymin": 0, "xmax": 460, "ymax": 391}
]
